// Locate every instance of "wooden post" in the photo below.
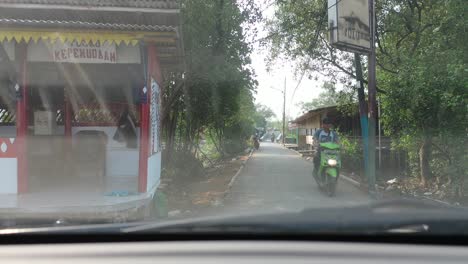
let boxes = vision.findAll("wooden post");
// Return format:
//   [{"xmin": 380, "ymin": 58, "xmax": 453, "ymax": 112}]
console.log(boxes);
[
  {"xmin": 16, "ymin": 43, "xmax": 28, "ymax": 193},
  {"xmin": 282, "ymin": 77, "xmax": 286, "ymax": 144},
  {"xmin": 367, "ymin": 0, "xmax": 377, "ymax": 195},
  {"xmin": 64, "ymin": 89, "xmax": 72, "ymax": 138},
  {"xmin": 63, "ymin": 88, "xmax": 73, "ymax": 176}
]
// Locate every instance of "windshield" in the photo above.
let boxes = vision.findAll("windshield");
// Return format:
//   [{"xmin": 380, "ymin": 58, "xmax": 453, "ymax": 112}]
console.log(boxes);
[{"xmin": 0, "ymin": 0, "xmax": 466, "ymax": 234}]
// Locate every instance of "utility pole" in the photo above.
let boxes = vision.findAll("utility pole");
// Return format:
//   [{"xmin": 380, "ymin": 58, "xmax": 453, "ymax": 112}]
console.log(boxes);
[
  {"xmin": 282, "ymin": 77, "xmax": 286, "ymax": 145},
  {"xmin": 378, "ymin": 98, "xmax": 381, "ymax": 169},
  {"xmin": 354, "ymin": 53, "xmax": 369, "ymax": 185},
  {"xmin": 367, "ymin": 0, "xmax": 377, "ymax": 195},
  {"xmin": 267, "ymin": 85, "xmax": 285, "ymax": 143}
]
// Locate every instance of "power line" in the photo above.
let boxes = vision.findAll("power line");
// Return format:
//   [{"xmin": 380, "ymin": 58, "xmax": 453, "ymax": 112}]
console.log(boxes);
[{"xmin": 328, "ymin": 0, "xmax": 345, "ymax": 10}]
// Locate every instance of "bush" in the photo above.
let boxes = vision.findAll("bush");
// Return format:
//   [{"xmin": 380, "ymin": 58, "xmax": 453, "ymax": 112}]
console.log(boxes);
[
  {"xmin": 223, "ymin": 139, "xmax": 245, "ymax": 155},
  {"xmin": 340, "ymin": 136, "xmax": 364, "ymax": 177},
  {"xmin": 164, "ymin": 149, "xmax": 205, "ymax": 179},
  {"xmin": 390, "ymin": 133, "xmax": 468, "ymax": 198}
]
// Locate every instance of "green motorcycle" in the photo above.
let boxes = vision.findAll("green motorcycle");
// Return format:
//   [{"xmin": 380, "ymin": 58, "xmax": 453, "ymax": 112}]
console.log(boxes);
[{"xmin": 313, "ymin": 142, "xmax": 341, "ymax": 197}]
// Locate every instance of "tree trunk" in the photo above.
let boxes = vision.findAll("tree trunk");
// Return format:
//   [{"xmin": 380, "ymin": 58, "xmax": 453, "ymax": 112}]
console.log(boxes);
[
  {"xmin": 419, "ymin": 134, "xmax": 432, "ymax": 187},
  {"xmin": 166, "ymin": 106, "xmax": 178, "ymax": 163}
]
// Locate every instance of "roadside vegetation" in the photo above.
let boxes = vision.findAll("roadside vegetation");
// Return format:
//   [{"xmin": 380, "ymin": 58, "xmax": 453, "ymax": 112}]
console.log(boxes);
[
  {"xmin": 160, "ymin": 0, "xmax": 265, "ymax": 178},
  {"xmin": 268, "ymin": 0, "xmax": 467, "ymax": 200},
  {"xmin": 159, "ymin": 0, "xmax": 466, "ymax": 203}
]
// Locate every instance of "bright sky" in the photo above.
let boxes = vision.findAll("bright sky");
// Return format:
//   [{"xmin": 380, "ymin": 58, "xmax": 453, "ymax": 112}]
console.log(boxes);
[{"xmin": 250, "ymin": 3, "xmax": 324, "ymax": 120}]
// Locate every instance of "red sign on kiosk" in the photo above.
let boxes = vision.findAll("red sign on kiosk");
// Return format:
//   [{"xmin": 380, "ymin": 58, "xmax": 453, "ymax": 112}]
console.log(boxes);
[{"xmin": 0, "ymin": 138, "xmax": 17, "ymax": 158}]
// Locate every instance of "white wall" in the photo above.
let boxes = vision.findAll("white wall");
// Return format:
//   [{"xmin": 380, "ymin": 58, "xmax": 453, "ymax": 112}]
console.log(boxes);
[
  {"xmin": 116, "ymin": 43, "xmax": 141, "ymax": 64},
  {"xmin": 72, "ymin": 126, "xmax": 140, "ymax": 178},
  {"xmin": 0, "ymin": 125, "xmax": 141, "ymax": 179},
  {"xmin": 106, "ymin": 148, "xmax": 139, "ymax": 177},
  {"xmin": 147, "ymin": 152, "xmax": 161, "ymax": 193},
  {"xmin": 0, "ymin": 158, "xmax": 17, "ymax": 194},
  {"xmin": 299, "ymin": 128, "xmax": 307, "ymax": 136},
  {"xmin": 0, "ymin": 132, "xmax": 18, "ymax": 194}
]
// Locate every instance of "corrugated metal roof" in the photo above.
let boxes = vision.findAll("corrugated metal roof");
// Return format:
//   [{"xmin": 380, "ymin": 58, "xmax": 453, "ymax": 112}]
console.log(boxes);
[
  {"xmin": 0, "ymin": 8, "xmax": 179, "ymax": 26},
  {"xmin": 0, "ymin": 18, "xmax": 176, "ymax": 32},
  {"xmin": 0, "ymin": 1, "xmax": 180, "ymax": 31},
  {"xmin": 292, "ymin": 105, "xmax": 338, "ymax": 123},
  {"xmin": 0, "ymin": 0, "xmax": 178, "ymax": 9}
]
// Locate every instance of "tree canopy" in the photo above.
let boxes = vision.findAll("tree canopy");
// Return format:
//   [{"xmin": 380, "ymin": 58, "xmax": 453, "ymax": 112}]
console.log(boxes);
[
  {"xmin": 162, "ymin": 0, "xmax": 261, "ymax": 162},
  {"xmin": 253, "ymin": 104, "xmax": 276, "ymax": 128},
  {"xmin": 267, "ymin": 0, "xmax": 467, "ymax": 192},
  {"xmin": 296, "ymin": 82, "xmax": 338, "ymax": 113}
]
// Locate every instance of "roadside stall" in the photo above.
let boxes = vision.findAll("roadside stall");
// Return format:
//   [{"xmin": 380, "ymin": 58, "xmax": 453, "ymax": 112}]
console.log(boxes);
[{"xmin": 0, "ymin": 0, "xmax": 182, "ymax": 218}]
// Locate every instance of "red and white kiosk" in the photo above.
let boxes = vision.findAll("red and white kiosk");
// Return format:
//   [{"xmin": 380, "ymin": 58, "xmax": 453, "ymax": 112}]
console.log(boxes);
[{"xmin": 0, "ymin": 1, "xmax": 181, "ymax": 216}]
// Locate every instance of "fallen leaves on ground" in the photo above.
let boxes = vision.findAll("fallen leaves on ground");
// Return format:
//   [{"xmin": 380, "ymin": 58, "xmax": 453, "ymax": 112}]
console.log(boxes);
[{"xmin": 161, "ymin": 154, "xmax": 248, "ymax": 213}]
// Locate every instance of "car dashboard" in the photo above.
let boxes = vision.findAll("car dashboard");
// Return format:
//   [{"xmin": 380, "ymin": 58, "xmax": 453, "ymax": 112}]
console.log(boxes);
[{"xmin": 1, "ymin": 240, "xmax": 468, "ymax": 264}]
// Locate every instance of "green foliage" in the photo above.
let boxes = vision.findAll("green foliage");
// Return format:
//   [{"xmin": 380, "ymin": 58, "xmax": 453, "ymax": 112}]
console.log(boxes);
[
  {"xmin": 297, "ymin": 82, "xmax": 338, "ymax": 112},
  {"xmin": 339, "ymin": 135, "xmax": 363, "ymax": 175},
  {"xmin": 199, "ymin": 135, "xmax": 222, "ymax": 164},
  {"xmin": 162, "ymin": 0, "xmax": 261, "ymax": 164},
  {"xmin": 296, "ymin": 81, "xmax": 359, "ymax": 115},
  {"xmin": 285, "ymin": 129, "xmax": 297, "ymax": 139},
  {"xmin": 377, "ymin": 0, "xmax": 467, "ymax": 186},
  {"xmin": 340, "ymin": 136, "xmax": 360, "ymax": 157},
  {"xmin": 267, "ymin": 0, "xmax": 355, "ymax": 86},
  {"xmin": 390, "ymin": 134, "xmax": 422, "ymax": 177},
  {"xmin": 269, "ymin": 0, "xmax": 467, "ymax": 191},
  {"xmin": 378, "ymin": 0, "xmax": 466, "ymax": 134},
  {"xmin": 253, "ymin": 104, "xmax": 276, "ymax": 128}
]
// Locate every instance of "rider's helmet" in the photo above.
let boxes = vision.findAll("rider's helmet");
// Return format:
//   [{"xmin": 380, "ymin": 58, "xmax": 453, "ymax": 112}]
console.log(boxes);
[{"xmin": 322, "ymin": 117, "xmax": 332, "ymax": 125}]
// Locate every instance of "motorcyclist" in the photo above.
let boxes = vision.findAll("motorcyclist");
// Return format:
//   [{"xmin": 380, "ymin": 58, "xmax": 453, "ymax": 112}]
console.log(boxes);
[
  {"xmin": 252, "ymin": 130, "xmax": 259, "ymax": 142},
  {"xmin": 313, "ymin": 117, "xmax": 339, "ymax": 176},
  {"xmin": 252, "ymin": 131, "xmax": 260, "ymax": 149}
]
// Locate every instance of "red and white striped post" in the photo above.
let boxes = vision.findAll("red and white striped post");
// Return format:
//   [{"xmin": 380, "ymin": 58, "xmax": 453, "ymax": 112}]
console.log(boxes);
[{"xmin": 138, "ymin": 42, "xmax": 162, "ymax": 193}]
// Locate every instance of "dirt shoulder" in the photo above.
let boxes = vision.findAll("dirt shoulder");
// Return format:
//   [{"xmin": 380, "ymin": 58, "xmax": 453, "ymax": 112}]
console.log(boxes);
[{"xmin": 158, "ymin": 152, "xmax": 251, "ymax": 218}]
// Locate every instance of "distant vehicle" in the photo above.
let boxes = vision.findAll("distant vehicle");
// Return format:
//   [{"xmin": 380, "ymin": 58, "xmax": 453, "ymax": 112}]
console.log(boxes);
[
  {"xmin": 256, "ymin": 127, "xmax": 266, "ymax": 138},
  {"xmin": 276, "ymin": 133, "xmax": 282, "ymax": 142}
]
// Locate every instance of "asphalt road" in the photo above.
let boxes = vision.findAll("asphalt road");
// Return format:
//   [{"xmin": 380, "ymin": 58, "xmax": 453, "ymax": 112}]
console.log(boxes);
[{"xmin": 222, "ymin": 142, "xmax": 371, "ymax": 215}]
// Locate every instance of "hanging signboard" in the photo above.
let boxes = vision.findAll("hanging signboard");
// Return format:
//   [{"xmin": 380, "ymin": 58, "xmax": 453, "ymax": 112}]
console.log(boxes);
[
  {"xmin": 328, "ymin": 0, "xmax": 370, "ymax": 53},
  {"xmin": 50, "ymin": 40, "xmax": 117, "ymax": 63}
]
